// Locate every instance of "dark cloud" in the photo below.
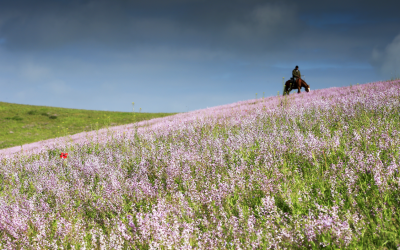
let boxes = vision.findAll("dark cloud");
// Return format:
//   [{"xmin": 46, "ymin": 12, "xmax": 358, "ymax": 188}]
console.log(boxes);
[
  {"xmin": 1, "ymin": 0, "xmax": 399, "ymax": 68},
  {"xmin": 1, "ymin": 0, "xmax": 398, "ymax": 53},
  {"xmin": 0, "ymin": 0, "xmax": 399, "ymax": 112},
  {"xmin": 372, "ymin": 34, "xmax": 400, "ymax": 77},
  {"xmin": 0, "ymin": 0, "xmax": 296, "ymax": 52}
]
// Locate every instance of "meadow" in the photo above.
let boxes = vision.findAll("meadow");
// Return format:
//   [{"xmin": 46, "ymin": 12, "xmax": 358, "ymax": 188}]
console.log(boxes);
[
  {"xmin": 0, "ymin": 102, "xmax": 175, "ymax": 150},
  {"xmin": 0, "ymin": 80, "xmax": 400, "ymax": 249}
]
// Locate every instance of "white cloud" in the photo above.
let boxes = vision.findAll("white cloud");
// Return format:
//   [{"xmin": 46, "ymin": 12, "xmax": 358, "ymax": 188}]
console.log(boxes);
[
  {"xmin": 100, "ymin": 82, "xmax": 117, "ymax": 92},
  {"xmin": 252, "ymin": 4, "xmax": 289, "ymax": 27},
  {"xmin": 20, "ymin": 62, "xmax": 51, "ymax": 81},
  {"xmin": 372, "ymin": 34, "xmax": 400, "ymax": 78},
  {"xmin": 46, "ymin": 80, "xmax": 70, "ymax": 95},
  {"xmin": 15, "ymin": 91, "xmax": 27, "ymax": 100},
  {"xmin": 226, "ymin": 3, "xmax": 297, "ymax": 39}
]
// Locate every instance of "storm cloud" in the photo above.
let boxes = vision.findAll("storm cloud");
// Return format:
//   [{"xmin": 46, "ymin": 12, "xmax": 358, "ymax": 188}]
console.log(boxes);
[
  {"xmin": 372, "ymin": 34, "xmax": 400, "ymax": 77},
  {"xmin": 0, "ymin": 0, "xmax": 399, "ymax": 112}
]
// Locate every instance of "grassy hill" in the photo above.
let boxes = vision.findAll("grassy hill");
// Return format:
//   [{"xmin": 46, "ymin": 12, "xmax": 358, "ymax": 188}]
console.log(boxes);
[
  {"xmin": 0, "ymin": 101, "xmax": 176, "ymax": 150},
  {"xmin": 1, "ymin": 80, "xmax": 400, "ymax": 249}
]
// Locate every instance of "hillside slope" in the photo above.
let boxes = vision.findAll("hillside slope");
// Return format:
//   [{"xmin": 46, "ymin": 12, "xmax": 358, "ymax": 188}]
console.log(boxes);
[
  {"xmin": 0, "ymin": 101, "xmax": 175, "ymax": 150},
  {"xmin": 0, "ymin": 80, "xmax": 399, "ymax": 249}
]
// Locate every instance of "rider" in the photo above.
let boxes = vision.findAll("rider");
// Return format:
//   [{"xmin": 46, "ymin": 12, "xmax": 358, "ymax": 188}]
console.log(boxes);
[{"xmin": 292, "ymin": 65, "xmax": 301, "ymax": 85}]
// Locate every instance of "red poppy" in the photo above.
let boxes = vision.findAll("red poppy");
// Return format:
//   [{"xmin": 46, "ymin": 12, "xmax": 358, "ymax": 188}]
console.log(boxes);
[{"xmin": 60, "ymin": 152, "xmax": 68, "ymax": 159}]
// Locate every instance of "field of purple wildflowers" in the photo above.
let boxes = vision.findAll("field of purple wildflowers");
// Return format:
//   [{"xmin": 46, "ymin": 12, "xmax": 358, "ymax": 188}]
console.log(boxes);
[{"xmin": 1, "ymin": 80, "xmax": 400, "ymax": 249}]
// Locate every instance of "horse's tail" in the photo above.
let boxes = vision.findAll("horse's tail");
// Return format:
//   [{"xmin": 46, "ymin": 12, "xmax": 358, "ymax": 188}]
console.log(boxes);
[{"xmin": 283, "ymin": 80, "xmax": 291, "ymax": 95}]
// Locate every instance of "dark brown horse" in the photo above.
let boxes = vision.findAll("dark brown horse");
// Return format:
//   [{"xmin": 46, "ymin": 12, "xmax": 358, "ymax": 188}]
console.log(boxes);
[{"xmin": 283, "ymin": 78, "xmax": 310, "ymax": 95}]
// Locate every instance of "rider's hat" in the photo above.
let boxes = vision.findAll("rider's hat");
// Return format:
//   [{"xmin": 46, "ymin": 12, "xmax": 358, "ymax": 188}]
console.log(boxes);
[{"xmin": 295, "ymin": 65, "xmax": 299, "ymax": 68}]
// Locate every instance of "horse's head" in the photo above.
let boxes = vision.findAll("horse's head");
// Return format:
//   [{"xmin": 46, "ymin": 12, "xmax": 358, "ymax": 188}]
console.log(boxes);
[{"xmin": 301, "ymin": 79, "xmax": 310, "ymax": 92}]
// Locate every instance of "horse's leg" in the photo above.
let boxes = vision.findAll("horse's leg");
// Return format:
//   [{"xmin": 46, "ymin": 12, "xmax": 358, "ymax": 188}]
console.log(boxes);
[{"xmin": 297, "ymin": 78, "xmax": 301, "ymax": 93}]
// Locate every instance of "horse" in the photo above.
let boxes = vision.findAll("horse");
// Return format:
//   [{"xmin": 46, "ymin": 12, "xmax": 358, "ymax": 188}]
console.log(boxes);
[{"xmin": 283, "ymin": 78, "xmax": 310, "ymax": 95}]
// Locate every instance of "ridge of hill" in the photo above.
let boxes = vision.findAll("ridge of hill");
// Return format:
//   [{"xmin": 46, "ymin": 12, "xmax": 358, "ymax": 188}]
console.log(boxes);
[{"xmin": 0, "ymin": 101, "xmax": 176, "ymax": 150}]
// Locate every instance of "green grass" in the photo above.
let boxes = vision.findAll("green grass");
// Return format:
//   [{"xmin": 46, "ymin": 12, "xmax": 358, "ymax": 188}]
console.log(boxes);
[
  {"xmin": 1, "ymin": 81, "xmax": 400, "ymax": 248},
  {"xmin": 0, "ymin": 101, "xmax": 177, "ymax": 150}
]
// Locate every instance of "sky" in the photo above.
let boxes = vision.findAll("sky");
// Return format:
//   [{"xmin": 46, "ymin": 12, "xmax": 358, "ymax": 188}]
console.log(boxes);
[{"xmin": 0, "ymin": 0, "xmax": 399, "ymax": 113}]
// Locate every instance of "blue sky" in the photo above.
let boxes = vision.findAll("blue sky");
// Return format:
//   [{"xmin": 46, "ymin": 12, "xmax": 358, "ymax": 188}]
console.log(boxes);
[{"xmin": 0, "ymin": 0, "xmax": 399, "ymax": 113}]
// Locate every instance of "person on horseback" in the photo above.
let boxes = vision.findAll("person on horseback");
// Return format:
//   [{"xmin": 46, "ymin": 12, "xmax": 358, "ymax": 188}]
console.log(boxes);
[
  {"xmin": 283, "ymin": 65, "xmax": 310, "ymax": 96},
  {"xmin": 292, "ymin": 65, "xmax": 301, "ymax": 86}
]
